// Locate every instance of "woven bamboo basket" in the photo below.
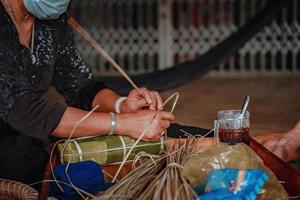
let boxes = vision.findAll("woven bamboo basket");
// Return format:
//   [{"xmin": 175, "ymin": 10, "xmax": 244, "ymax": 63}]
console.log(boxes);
[{"xmin": 0, "ymin": 179, "xmax": 38, "ymax": 200}]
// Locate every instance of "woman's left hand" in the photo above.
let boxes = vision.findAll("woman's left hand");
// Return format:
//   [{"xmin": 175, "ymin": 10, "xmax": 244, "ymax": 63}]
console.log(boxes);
[
  {"xmin": 255, "ymin": 132, "xmax": 300, "ymax": 162},
  {"xmin": 121, "ymin": 87, "xmax": 163, "ymax": 113}
]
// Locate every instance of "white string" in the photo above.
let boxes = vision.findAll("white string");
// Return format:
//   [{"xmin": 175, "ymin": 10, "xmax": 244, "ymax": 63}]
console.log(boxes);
[
  {"xmin": 100, "ymin": 160, "xmax": 134, "ymax": 166},
  {"xmin": 118, "ymin": 135, "xmax": 127, "ymax": 161},
  {"xmin": 160, "ymin": 136, "xmax": 165, "ymax": 152},
  {"xmin": 73, "ymin": 140, "xmax": 83, "ymax": 162}
]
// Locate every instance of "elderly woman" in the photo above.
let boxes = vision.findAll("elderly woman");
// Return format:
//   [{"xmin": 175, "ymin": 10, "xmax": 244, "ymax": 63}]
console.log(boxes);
[{"xmin": 0, "ymin": 0, "xmax": 174, "ymax": 185}]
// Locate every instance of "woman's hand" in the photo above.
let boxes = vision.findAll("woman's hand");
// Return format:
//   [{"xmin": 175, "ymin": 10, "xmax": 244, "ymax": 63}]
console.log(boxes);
[
  {"xmin": 121, "ymin": 87, "xmax": 163, "ymax": 113},
  {"xmin": 255, "ymin": 121, "xmax": 300, "ymax": 162},
  {"xmin": 116, "ymin": 110, "xmax": 174, "ymax": 141}
]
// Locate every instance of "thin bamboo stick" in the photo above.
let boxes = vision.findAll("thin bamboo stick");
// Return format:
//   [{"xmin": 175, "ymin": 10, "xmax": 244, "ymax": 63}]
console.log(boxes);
[{"xmin": 68, "ymin": 17, "xmax": 143, "ymax": 96}]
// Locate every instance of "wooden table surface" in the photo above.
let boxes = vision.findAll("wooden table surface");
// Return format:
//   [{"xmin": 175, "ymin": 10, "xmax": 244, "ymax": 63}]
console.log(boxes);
[{"xmin": 161, "ymin": 75, "xmax": 300, "ymax": 136}]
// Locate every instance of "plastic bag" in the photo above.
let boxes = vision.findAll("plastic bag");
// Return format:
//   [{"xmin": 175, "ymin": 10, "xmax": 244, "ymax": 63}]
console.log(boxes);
[
  {"xmin": 183, "ymin": 143, "xmax": 288, "ymax": 200},
  {"xmin": 196, "ymin": 168, "xmax": 269, "ymax": 200}
]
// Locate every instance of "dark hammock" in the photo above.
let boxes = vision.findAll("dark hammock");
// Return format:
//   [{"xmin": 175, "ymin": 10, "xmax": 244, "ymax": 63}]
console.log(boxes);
[{"xmin": 94, "ymin": 0, "xmax": 287, "ymax": 95}]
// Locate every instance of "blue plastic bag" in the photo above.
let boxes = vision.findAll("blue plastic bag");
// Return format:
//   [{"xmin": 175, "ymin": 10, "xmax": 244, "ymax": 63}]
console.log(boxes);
[{"xmin": 196, "ymin": 168, "xmax": 269, "ymax": 200}]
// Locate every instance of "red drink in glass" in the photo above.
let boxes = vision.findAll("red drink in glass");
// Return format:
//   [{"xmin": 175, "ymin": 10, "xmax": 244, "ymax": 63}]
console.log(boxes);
[
  {"xmin": 219, "ymin": 127, "xmax": 250, "ymax": 145},
  {"xmin": 217, "ymin": 110, "xmax": 250, "ymax": 146}
]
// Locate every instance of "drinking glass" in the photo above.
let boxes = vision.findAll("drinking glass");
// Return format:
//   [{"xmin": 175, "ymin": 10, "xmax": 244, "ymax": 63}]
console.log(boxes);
[{"xmin": 215, "ymin": 110, "xmax": 250, "ymax": 145}]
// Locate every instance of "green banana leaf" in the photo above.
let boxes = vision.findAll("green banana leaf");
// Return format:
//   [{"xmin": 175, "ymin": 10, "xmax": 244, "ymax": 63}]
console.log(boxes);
[{"xmin": 57, "ymin": 135, "xmax": 165, "ymax": 165}]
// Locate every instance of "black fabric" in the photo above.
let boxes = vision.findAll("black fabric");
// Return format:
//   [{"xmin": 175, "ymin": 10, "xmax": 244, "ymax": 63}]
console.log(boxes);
[
  {"xmin": 0, "ymin": 64, "xmax": 34, "ymax": 122},
  {"xmin": 97, "ymin": 0, "xmax": 287, "ymax": 95},
  {"xmin": 72, "ymin": 80, "xmax": 108, "ymax": 111},
  {"xmin": 7, "ymin": 93, "xmax": 67, "ymax": 143},
  {"xmin": 0, "ymin": 126, "xmax": 49, "ymax": 187},
  {"xmin": 167, "ymin": 123, "xmax": 213, "ymax": 138}
]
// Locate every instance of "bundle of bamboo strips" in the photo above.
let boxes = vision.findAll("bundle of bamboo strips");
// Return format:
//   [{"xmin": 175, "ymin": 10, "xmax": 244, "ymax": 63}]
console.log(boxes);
[
  {"xmin": 138, "ymin": 138, "xmax": 199, "ymax": 200},
  {"xmin": 99, "ymin": 157, "xmax": 166, "ymax": 199},
  {"xmin": 98, "ymin": 137, "xmax": 212, "ymax": 200}
]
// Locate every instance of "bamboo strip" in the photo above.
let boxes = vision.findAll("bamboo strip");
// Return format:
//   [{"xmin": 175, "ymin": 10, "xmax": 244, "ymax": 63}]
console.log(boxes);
[{"xmin": 68, "ymin": 17, "xmax": 143, "ymax": 96}]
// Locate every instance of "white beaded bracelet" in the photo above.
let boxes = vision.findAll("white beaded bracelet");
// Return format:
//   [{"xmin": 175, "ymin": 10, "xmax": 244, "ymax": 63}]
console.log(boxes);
[{"xmin": 114, "ymin": 97, "xmax": 127, "ymax": 113}]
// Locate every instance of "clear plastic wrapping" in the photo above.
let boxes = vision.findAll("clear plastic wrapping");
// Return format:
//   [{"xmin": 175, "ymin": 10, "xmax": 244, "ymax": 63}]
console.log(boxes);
[{"xmin": 183, "ymin": 143, "xmax": 288, "ymax": 200}]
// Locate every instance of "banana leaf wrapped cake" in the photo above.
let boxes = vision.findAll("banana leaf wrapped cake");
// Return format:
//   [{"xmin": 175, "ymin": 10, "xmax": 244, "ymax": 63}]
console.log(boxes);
[{"xmin": 57, "ymin": 135, "xmax": 165, "ymax": 165}]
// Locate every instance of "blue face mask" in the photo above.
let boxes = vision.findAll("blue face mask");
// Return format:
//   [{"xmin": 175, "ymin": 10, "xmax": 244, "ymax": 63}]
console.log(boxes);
[{"xmin": 23, "ymin": 0, "xmax": 70, "ymax": 20}]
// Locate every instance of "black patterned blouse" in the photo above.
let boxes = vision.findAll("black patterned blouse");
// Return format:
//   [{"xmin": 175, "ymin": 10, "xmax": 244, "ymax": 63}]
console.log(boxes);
[{"xmin": 0, "ymin": 4, "xmax": 106, "ymax": 142}]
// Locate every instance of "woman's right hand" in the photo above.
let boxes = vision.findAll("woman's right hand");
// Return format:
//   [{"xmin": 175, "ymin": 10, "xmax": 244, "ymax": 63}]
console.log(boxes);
[{"xmin": 116, "ymin": 110, "xmax": 174, "ymax": 141}]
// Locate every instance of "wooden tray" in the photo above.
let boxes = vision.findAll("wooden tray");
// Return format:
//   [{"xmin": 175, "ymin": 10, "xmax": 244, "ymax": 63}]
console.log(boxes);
[{"xmin": 39, "ymin": 138, "xmax": 300, "ymax": 199}]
